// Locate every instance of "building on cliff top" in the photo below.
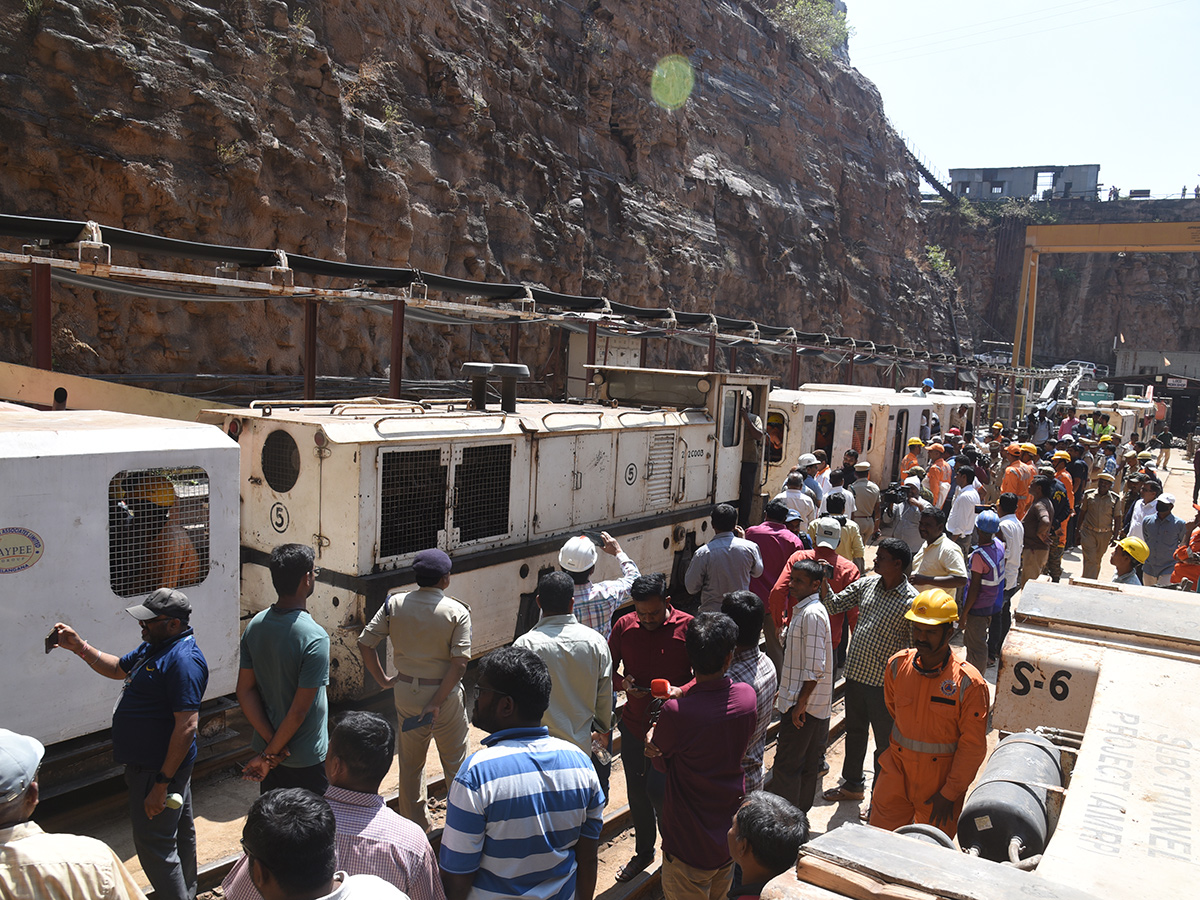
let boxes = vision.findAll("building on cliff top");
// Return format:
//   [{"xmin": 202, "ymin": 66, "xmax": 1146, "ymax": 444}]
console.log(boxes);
[{"xmin": 949, "ymin": 164, "xmax": 1100, "ymax": 201}]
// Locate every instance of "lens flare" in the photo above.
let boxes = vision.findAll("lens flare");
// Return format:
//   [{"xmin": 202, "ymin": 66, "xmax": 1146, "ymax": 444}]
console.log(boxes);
[{"xmin": 651, "ymin": 55, "xmax": 694, "ymax": 110}]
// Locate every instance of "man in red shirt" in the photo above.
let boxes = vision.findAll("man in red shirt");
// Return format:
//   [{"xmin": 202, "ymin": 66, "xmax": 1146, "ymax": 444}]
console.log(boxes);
[
  {"xmin": 608, "ymin": 574, "xmax": 693, "ymax": 882},
  {"xmin": 745, "ymin": 500, "xmax": 809, "ymax": 674},
  {"xmin": 769, "ymin": 519, "xmax": 860, "ymax": 658},
  {"xmin": 646, "ymin": 614, "xmax": 757, "ymax": 900}
]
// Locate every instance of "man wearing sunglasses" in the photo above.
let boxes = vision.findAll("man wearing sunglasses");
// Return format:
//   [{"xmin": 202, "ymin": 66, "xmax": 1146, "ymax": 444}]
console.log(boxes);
[{"xmin": 51, "ymin": 587, "xmax": 208, "ymax": 900}]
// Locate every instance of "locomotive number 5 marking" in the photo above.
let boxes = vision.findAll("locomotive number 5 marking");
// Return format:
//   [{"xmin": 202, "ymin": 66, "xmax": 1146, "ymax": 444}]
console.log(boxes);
[
  {"xmin": 625, "ymin": 464, "xmax": 638, "ymax": 485},
  {"xmin": 270, "ymin": 502, "xmax": 290, "ymax": 533}
]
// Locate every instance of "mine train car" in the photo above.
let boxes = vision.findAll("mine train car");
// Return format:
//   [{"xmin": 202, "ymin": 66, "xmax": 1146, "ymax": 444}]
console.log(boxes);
[
  {"xmin": 200, "ymin": 367, "xmax": 772, "ymax": 701},
  {"xmin": 765, "ymin": 385, "xmax": 972, "ymax": 487},
  {"xmin": 0, "ymin": 410, "xmax": 242, "ymax": 750}
]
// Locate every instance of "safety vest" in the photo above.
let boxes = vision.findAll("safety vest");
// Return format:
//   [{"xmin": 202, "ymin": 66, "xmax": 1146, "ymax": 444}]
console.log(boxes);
[{"xmin": 967, "ymin": 541, "xmax": 1005, "ymax": 616}]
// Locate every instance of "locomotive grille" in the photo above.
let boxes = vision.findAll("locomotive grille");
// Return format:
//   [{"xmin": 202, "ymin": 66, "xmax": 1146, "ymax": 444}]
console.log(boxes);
[
  {"xmin": 261, "ymin": 429, "xmax": 301, "ymax": 493},
  {"xmin": 379, "ymin": 449, "xmax": 447, "ymax": 558},
  {"xmin": 454, "ymin": 444, "xmax": 512, "ymax": 542},
  {"xmin": 646, "ymin": 432, "xmax": 675, "ymax": 507},
  {"xmin": 109, "ymin": 467, "xmax": 210, "ymax": 597}
]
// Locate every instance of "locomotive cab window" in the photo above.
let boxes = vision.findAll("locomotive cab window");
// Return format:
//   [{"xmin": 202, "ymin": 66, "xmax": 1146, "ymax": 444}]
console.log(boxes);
[
  {"xmin": 814, "ymin": 409, "xmax": 835, "ymax": 457},
  {"xmin": 721, "ymin": 389, "xmax": 742, "ymax": 447},
  {"xmin": 765, "ymin": 411, "xmax": 786, "ymax": 464},
  {"xmin": 851, "ymin": 411, "xmax": 867, "ymax": 454},
  {"xmin": 109, "ymin": 467, "xmax": 210, "ymax": 597}
]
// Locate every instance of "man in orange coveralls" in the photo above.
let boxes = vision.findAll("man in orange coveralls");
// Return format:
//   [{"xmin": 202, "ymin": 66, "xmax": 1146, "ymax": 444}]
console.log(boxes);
[
  {"xmin": 1170, "ymin": 504, "xmax": 1200, "ymax": 591},
  {"xmin": 900, "ymin": 437, "xmax": 924, "ymax": 480},
  {"xmin": 999, "ymin": 444, "xmax": 1030, "ymax": 518},
  {"xmin": 869, "ymin": 589, "xmax": 989, "ymax": 839}
]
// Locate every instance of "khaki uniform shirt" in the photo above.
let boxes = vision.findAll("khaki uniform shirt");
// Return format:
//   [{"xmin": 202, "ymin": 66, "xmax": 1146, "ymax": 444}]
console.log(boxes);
[
  {"xmin": 0, "ymin": 822, "xmax": 147, "ymax": 900},
  {"xmin": 1079, "ymin": 489, "xmax": 1121, "ymax": 535},
  {"xmin": 359, "ymin": 587, "xmax": 471, "ymax": 680}
]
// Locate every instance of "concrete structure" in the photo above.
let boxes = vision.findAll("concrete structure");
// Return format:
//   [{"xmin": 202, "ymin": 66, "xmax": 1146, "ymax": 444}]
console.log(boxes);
[
  {"xmin": 1116, "ymin": 348, "xmax": 1200, "ymax": 378},
  {"xmin": 950, "ymin": 165, "xmax": 1101, "ymax": 201}
]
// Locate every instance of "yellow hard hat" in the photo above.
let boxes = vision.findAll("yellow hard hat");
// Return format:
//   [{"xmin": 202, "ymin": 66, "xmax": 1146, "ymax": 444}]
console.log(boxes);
[
  {"xmin": 1052, "ymin": 451, "xmax": 1071, "ymax": 461},
  {"xmin": 1098, "ymin": 435, "xmax": 1114, "ymax": 444},
  {"xmin": 908, "ymin": 437, "xmax": 924, "ymax": 447},
  {"xmin": 906, "ymin": 589, "xmax": 959, "ymax": 625},
  {"xmin": 1020, "ymin": 442, "xmax": 1038, "ymax": 454},
  {"xmin": 1116, "ymin": 536, "xmax": 1150, "ymax": 565},
  {"xmin": 991, "ymin": 421, "xmax": 1004, "ymax": 429},
  {"xmin": 125, "ymin": 472, "xmax": 176, "ymax": 508}
]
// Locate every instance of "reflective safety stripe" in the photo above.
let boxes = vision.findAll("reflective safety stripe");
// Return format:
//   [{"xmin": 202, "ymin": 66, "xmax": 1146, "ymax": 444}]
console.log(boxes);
[
  {"xmin": 892, "ymin": 724, "xmax": 958, "ymax": 755},
  {"xmin": 959, "ymin": 674, "xmax": 971, "ymax": 703},
  {"xmin": 889, "ymin": 657, "xmax": 901, "ymax": 680}
]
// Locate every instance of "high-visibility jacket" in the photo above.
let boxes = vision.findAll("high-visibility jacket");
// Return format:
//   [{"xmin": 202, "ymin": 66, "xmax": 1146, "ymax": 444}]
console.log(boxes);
[
  {"xmin": 870, "ymin": 649, "xmax": 989, "ymax": 838},
  {"xmin": 1171, "ymin": 526, "xmax": 1200, "ymax": 588},
  {"xmin": 900, "ymin": 452, "xmax": 921, "ymax": 479}
]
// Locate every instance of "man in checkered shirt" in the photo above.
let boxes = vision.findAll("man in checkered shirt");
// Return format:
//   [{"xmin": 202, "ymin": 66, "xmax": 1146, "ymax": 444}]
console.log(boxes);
[
  {"xmin": 222, "ymin": 711, "xmax": 443, "ymax": 900},
  {"xmin": 560, "ymin": 532, "xmax": 641, "ymax": 638},
  {"xmin": 721, "ymin": 591, "xmax": 778, "ymax": 793},
  {"xmin": 819, "ymin": 538, "xmax": 918, "ymax": 806}
]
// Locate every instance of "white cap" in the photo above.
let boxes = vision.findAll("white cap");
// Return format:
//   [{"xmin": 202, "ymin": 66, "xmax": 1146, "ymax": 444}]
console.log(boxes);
[
  {"xmin": 797, "ymin": 453, "xmax": 818, "ymax": 468},
  {"xmin": 811, "ymin": 517, "xmax": 842, "ymax": 549},
  {"xmin": 1159, "ymin": 493, "xmax": 1176, "ymax": 505},
  {"xmin": 558, "ymin": 536, "xmax": 598, "ymax": 572},
  {"xmin": 904, "ymin": 477, "xmax": 921, "ymax": 489},
  {"xmin": 0, "ymin": 729, "xmax": 44, "ymax": 803}
]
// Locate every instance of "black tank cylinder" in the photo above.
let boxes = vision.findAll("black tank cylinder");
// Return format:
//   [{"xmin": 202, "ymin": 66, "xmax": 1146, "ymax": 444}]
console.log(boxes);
[{"xmin": 957, "ymin": 732, "xmax": 1062, "ymax": 861}]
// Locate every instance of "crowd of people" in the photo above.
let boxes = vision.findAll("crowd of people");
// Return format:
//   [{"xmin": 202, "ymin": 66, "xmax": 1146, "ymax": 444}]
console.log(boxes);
[{"xmin": 7, "ymin": 400, "xmax": 1199, "ymax": 900}]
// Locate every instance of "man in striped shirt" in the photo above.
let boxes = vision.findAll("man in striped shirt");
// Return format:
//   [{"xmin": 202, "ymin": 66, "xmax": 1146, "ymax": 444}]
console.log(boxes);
[
  {"xmin": 561, "ymin": 533, "xmax": 641, "ymax": 638},
  {"xmin": 441, "ymin": 648, "xmax": 603, "ymax": 900},
  {"xmin": 222, "ymin": 711, "xmax": 444, "ymax": 900},
  {"xmin": 721, "ymin": 591, "xmax": 778, "ymax": 793},
  {"xmin": 768, "ymin": 560, "xmax": 834, "ymax": 813}
]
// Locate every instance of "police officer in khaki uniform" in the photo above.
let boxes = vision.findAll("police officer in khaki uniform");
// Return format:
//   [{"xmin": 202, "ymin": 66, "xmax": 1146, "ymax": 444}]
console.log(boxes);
[
  {"xmin": 1077, "ymin": 472, "xmax": 1122, "ymax": 579},
  {"xmin": 357, "ymin": 549, "xmax": 470, "ymax": 832}
]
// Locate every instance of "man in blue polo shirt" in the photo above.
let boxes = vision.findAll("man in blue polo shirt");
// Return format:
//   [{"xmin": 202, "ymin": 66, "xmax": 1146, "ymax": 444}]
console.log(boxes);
[
  {"xmin": 52, "ymin": 588, "xmax": 209, "ymax": 900},
  {"xmin": 440, "ymin": 647, "xmax": 603, "ymax": 900}
]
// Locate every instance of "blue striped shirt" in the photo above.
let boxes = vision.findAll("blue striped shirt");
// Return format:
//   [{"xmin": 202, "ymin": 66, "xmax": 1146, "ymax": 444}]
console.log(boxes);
[{"xmin": 440, "ymin": 726, "xmax": 604, "ymax": 900}]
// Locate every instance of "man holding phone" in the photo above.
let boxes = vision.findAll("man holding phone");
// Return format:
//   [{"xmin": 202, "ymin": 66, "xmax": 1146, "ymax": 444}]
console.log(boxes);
[{"xmin": 358, "ymin": 548, "xmax": 471, "ymax": 833}]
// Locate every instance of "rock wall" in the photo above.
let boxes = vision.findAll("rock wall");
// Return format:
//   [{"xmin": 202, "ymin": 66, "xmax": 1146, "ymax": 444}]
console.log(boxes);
[
  {"xmin": 929, "ymin": 198, "xmax": 1200, "ymax": 369},
  {"xmin": 0, "ymin": 0, "xmax": 961, "ymax": 390}
]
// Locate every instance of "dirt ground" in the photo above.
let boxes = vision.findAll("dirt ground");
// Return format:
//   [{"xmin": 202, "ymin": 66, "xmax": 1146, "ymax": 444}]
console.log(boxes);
[{"xmin": 41, "ymin": 458, "xmax": 1197, "ymax": 897}]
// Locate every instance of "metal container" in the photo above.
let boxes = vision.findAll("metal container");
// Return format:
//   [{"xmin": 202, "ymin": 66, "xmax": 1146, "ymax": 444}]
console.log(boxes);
[{"xmin": 958, "ymin": 732, "xmax": 1063, "ymax": 861}]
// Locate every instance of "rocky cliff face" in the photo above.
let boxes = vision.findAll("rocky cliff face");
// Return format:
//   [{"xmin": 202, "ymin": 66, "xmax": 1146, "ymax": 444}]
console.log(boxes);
[
  {"xmin": 0, "ymin": 0, "xmax": 959, "ymax": 388},
  {"xmin": 930, "ymin": 198, "xmax": 1200, "ymax": 369}
]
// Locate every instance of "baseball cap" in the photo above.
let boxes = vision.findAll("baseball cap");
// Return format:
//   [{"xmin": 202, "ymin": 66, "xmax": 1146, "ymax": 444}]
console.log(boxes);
[
  {"xmin": 126, "ymin": 588, "xmax": 192, "ymax": 621},
  {"xmin": 412, "ymin": 548, "xmax": 453, "ymax": 580},
  {"xmin": 811, "ymin": 517, "xmax": 842, "ymax": 549},
  {"xmin": 1005, "ymin": 443, "xmax": 1021, "ymax": 456},
  {"xmin": 904, "ymin": 476, "xmax": 921, "ymax": 489},
  {"xmin": 1160, "ymin": 493, "xmax": 1176, "ymax": 506},
  {"xmin": 785, "ymin": 508, "xmax": 804, "ymax": 523},
  {"xmin": 929, "ymin": 443, "xmax": 945, "ymax": 453},
  {"xmin": 0, "ymin": 729, "xmax": 44, "ymax": 803}
]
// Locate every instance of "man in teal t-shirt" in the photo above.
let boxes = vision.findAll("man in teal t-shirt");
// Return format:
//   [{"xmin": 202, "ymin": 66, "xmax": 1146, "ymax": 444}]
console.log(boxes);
[{"xmin": 236, "ymin": 543, "xmax": 330, "ymax": 793}]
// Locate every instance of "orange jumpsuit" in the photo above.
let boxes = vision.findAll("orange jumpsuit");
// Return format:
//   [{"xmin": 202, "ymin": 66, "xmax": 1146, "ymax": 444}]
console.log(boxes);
[
  {"xmin": 1054, "ymin": 469, "xmax": 1074, "ymax": 545},
  {"xmin": 927, "ymin": 459, "xmax": 952, "ymax": 508},
  {"xmin": 1171, "ymin": 526, "xmax": 1200, "ymax": 590},
  {"xmin": 869, "ymin": 649, "xmax": 989, "ymax": 839},
  {"xmin": 146, "ymin": 519, "xmax": 202, "ymax": 591},
  {"xmin": 1002, "ymin": 461, "xmax": 1033, "ymax": 518},
  {"xmin": 900, "ymin": 451, "xmax": 922, "ymax": 480}
]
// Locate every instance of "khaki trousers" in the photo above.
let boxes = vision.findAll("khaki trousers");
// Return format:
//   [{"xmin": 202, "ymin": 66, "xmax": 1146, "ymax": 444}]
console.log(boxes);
[
  {"xmin": 393, "ymin": 680, "xmax": 469, "ymax": 831},
  {"xmin": 1019, "ymin": 549, "xmax": 1049, "ymax": 591},
  {"xmin": 1080, "ymin": 529, "xmax": 1112, "ymax": 580},
  {"xmin": 661, "ymin": 854, "xmax": 733, "ymax": 900},
  {"xmin": 963, "ymin": 614, "xmax": 991, "ymax": 674}
]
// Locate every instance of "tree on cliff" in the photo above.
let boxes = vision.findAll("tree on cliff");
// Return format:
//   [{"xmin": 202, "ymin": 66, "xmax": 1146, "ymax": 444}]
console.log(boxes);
[{"xmin": 771, "ymin": 0, "xmax": 853, "ymax": 61}]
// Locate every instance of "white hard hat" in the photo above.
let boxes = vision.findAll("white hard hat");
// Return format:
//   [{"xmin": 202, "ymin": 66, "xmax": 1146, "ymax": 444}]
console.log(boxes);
[
  {"xmin": 559, "ymin": 536, "xmax": 598, "ymax": 573},
  {"xmin": 797, "ymin": 453, "xmax": 819, "ymax": 468}
]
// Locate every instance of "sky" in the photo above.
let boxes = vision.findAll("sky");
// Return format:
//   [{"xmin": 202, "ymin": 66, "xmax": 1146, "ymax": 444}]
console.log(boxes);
[{"xmin": 844, "ymin": 0, "xmax": 1199, "ymax": 198}]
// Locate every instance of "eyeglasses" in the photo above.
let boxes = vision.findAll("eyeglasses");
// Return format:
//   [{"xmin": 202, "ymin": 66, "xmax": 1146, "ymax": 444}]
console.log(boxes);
[
  {"xmin": 311, "ymin": 566, "xmax": 322, "ymax": 577},
  {"xmin": 240, "ymin": 838, "xmax": 260, "ymax": 861},
  {"xmin": 472, "ymin": 683, "xmax": 511, "ymax": 703}
]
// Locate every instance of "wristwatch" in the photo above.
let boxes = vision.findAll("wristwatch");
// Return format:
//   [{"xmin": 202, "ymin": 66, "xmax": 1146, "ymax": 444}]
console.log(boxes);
[{"xmin": 154, "ymin": 771, "xmax": 172, "ymax": 785}]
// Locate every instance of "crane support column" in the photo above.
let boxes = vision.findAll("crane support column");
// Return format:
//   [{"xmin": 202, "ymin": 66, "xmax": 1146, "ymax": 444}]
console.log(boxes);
[
  {"xmin": 32, "ymin": 262, "xmax": 52, "ymax": 370},
  {"xmin": 389, "ymin": 293, "xmax": 406, "ymax": 399},
  {"xmin": 304, "ymin": 298, "xmax": 318, "ymax": 400}
]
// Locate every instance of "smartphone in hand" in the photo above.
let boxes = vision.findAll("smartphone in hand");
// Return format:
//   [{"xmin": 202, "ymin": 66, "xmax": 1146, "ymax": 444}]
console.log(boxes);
[{"xmin": 401, "ymin": 712, "xmax": 434, "ymax": 732}]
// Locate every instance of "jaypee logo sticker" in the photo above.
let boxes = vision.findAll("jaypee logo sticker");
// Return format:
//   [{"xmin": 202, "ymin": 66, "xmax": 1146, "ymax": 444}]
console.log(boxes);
[{"xmin": 0, "ymin": 527, "xmax": 44, "ymax": 573}]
